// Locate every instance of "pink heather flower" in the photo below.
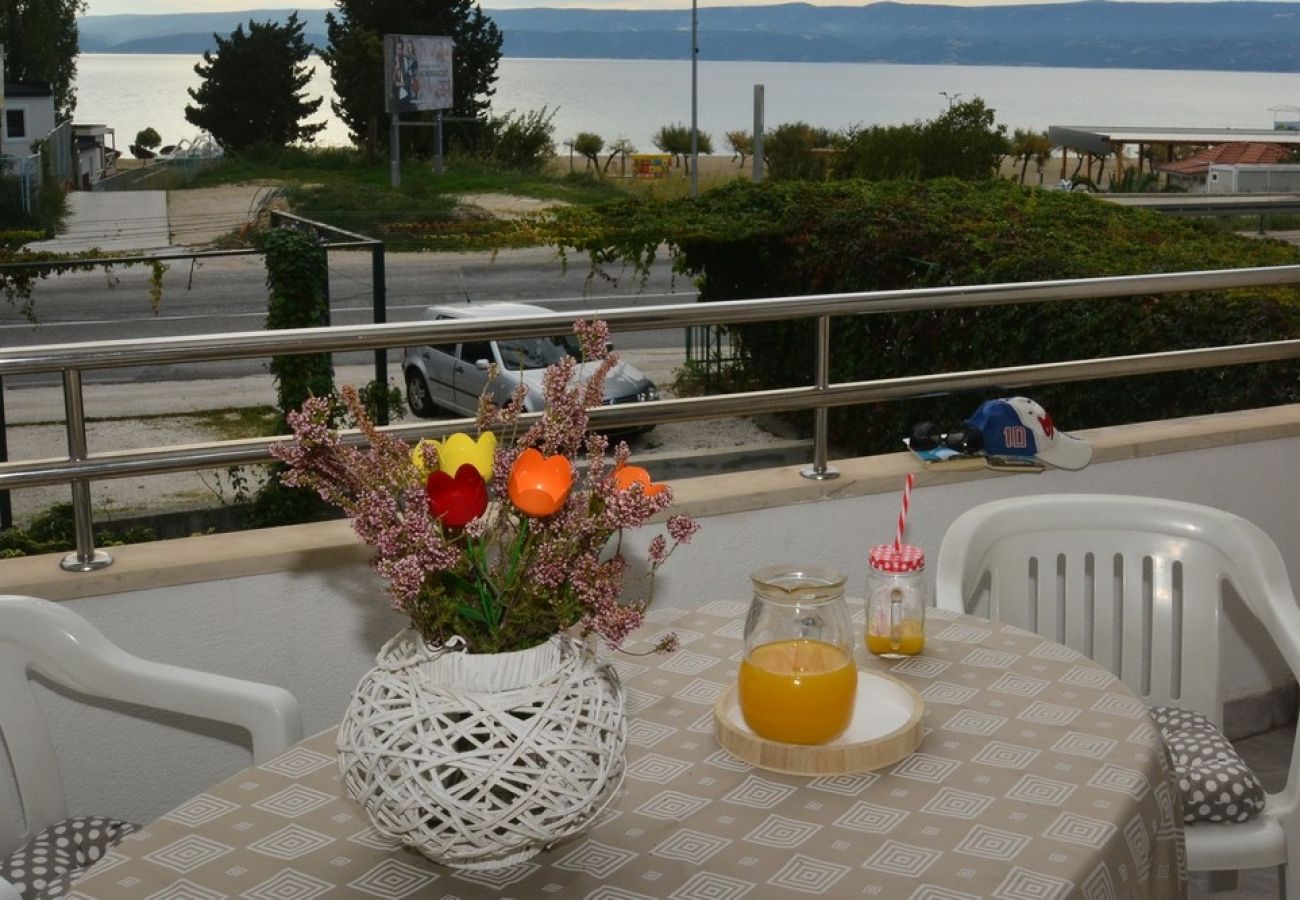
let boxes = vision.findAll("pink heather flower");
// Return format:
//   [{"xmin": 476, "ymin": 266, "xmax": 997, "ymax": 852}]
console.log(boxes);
[
  {"xmin": 648, "ymin": 535, "xmax": 668, "ymax": 565},
  {"xmin": 574, "ymin": 318, "xmax": 610, "ymax": 362},
  {"xmin": 668, "ymin": 514, "xmax": 700, "ymax": 545},
  {"xmin": 653, "ymin": 633, "xmax": 680, "ymax": 654}
]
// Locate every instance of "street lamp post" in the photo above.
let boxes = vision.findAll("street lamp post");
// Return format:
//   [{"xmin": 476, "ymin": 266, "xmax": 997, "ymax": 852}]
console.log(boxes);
[
  {"xmin": 690, "ymin": 0, "xmax": 699, "ymax": 198},
  {"xmin": 940, "ymin": 90, "xmax": 963, "ymax": 110}
]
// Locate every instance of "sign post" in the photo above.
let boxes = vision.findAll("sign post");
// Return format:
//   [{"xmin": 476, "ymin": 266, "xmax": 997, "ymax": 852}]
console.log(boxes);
[
  {"xmin": 384, "ymin": 34, "xmax": 454, "ymax": 187},
  {"xmin": 752, "ymin": 84, "xmax": 765, "ymax": 183}
]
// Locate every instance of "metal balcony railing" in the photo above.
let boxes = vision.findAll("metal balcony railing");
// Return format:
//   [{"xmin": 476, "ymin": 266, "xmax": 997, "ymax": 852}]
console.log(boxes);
[{"xmin": 4, "ymin": 263, "xmax": 1300, "ymax": 572}]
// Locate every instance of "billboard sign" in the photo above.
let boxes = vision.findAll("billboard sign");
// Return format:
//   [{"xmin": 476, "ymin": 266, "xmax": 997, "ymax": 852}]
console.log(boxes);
[{"xmin": 385, "ymin": 35, "xmax": 453, "ymax": 114}]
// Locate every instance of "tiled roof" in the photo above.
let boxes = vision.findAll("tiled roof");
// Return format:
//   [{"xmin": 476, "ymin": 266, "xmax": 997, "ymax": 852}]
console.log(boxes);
[{"xmin": 1155, "ymin": 142, "xmax": 1293, "ymax": 176}]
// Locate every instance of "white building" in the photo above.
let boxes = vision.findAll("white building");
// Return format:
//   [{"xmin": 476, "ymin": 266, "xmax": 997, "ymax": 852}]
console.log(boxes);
[
  {"xmin": 1, "ymin": 81, "xmax": 56, "ymax": 161},
  {"xmin": 1208, "ymin": 163, "xmax": 1300, "ymax": 194}
]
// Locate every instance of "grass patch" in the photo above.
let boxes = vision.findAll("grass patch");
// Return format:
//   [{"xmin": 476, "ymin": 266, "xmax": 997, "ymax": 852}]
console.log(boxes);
[
  {"xmin": 66, "ymin": 406, "xmax": 282, "ymax": 441},
  {"xmin": 184, "ymin": 146, "xmax": 626, "ymax": 248},
  {"xmin": 186, "ymin": 406, "xmax": 282, "ymax": 440},
  {"xmin": 180, "ymin": 146, "xmax": 753, "ymax": 250}
]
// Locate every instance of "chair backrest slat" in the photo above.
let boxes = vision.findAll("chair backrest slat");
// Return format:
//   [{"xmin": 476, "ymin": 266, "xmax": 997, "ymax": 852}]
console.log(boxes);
[{"xmin": 937, "ymin": 496, "xmax": 1247, "ymax": 724}]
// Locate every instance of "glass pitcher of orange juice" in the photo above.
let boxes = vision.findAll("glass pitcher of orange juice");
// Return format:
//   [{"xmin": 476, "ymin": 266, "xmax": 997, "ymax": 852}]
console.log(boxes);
[{"xmin": 738, "ymin": 565, "xmax": 857, "ymax": 745}]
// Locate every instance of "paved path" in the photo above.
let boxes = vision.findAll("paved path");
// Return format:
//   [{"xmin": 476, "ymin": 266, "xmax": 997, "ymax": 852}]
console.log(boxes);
[{"xmin": 25, "ymin": 191, "xmax": 171, "ymax": 253}]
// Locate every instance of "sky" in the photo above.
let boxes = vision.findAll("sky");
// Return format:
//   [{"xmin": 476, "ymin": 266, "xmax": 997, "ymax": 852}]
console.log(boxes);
[{"xmin": 82, "ymin": 0, "xmax": 1261, "ymax": 16}]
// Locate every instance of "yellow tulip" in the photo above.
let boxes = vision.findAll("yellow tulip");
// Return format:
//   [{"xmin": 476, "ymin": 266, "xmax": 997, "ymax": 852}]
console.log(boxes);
[{"xmin": 434, "ymin": 432, "xmax": 497, "ymax": 481}]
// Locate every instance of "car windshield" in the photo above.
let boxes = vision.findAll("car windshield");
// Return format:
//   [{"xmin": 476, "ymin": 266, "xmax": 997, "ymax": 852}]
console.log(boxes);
[{"xmin": 496, "ymin": 334, "xmax": 582, "ymax": 370}]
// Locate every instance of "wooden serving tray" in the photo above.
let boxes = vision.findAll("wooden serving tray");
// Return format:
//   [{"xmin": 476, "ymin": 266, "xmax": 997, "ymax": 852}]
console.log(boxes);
[{"xmin": 713, "ymin": 669, "xmax": 925, "ymax": 775}]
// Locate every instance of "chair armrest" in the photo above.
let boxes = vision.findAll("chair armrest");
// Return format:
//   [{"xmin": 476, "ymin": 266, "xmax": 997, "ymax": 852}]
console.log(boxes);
[
  {"xmin": 95, "ymin": 654, "xmax": 305, "ymax": 763},
  {"xmin": 17, "ymin": 598, "xmax": 303, "ymax": 762}
]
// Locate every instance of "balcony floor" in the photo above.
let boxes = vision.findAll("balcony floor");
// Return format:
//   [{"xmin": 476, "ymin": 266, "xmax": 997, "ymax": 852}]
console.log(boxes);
[{"xmin": 1189, "ymin": 724, "xmax": 1295, "ymax": 898}]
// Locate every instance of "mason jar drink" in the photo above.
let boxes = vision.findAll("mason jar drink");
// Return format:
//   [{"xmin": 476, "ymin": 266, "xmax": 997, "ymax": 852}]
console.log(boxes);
[{"xmin": 865, "ymin": 544, "xmax": 926, "ymax": 658}]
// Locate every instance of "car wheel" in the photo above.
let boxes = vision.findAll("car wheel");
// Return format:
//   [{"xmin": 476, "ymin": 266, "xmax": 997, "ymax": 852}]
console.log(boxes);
[{"xmin": 406, "ymin": 369, "xmax": 439, "ymax": 417}]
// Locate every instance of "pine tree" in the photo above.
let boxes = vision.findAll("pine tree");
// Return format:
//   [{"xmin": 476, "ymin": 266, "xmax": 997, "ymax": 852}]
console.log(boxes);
[
  {"xmin": 322, "ymin": 0, "xmax": 503, "ymax": 157},
  {"xmin": 185, "ymin": 12, "xmax": 325, "ymax": 154},
  {"xmin": 0, "ymin": 0, "xmax": 84, "ymax": 120}
]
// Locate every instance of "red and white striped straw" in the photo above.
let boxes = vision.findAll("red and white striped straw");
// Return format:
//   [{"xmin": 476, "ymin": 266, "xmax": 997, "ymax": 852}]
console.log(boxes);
[{"xmin": 894, "ymin": 472, "xmax": 914, "ymax": 551}]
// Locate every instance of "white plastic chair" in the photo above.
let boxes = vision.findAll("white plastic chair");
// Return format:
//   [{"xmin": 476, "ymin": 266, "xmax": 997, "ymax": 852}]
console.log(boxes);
[
  {"xmin": 936, "ymin": 494, "xmax": 1300, "ymax": 898},
  {"xmin": 0, "ymin": 594, "xmax": 303, "ymax": 896}
]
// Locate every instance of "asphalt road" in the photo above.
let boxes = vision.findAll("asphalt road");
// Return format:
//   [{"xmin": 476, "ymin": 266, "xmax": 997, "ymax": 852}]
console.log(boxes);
[{"xmin": 0, "ymin": 247, "xmax": 697, "ymax": 388}]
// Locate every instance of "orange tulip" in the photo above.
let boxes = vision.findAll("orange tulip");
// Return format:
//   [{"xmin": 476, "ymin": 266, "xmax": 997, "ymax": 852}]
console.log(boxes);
[
  {"xmin": 508, "ymin": 448, "xmax": 573, "ymax": 517},
  {"xmin": 614, "ymin": 464, "xmax": 667, "ymax": 497}
]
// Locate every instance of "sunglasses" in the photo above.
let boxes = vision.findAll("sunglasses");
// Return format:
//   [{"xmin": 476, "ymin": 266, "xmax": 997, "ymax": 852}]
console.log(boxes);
[{"xmin": 910, "ymin": 421, "xmax": 984, "ymax": 455}]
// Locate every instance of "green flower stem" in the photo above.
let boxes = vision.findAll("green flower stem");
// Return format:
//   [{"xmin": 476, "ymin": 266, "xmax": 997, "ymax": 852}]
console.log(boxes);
[{"xmin": 493, "ymin": 515, "xmax": 534, "ymax": 629}]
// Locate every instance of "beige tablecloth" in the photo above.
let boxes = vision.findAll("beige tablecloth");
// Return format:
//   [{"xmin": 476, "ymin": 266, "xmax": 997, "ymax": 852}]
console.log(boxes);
[{"xmin": 71, "ymin": 605, "xmax": 1185, "ymax": 899}]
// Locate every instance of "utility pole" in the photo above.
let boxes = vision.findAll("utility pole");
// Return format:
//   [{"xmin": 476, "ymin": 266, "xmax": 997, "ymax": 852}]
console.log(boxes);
[{"xmin": 690, "ymin": 0, "xmax": 699, "ymax": 198}]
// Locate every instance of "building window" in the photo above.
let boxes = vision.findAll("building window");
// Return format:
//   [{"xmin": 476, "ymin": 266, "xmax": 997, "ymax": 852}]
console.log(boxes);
[{"xmin": 5, "ymin": 109, "xmax": 25, "ymax": 140}]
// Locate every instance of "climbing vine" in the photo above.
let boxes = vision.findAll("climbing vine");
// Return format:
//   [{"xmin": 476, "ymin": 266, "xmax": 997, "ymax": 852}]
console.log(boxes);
[
  {"xmin": 262, "ymin": 226, "xmax": 333, "ymax": 424},
  {"xmin": 0, "ymin": 252, "xmax": 171, "ymax": 322}
]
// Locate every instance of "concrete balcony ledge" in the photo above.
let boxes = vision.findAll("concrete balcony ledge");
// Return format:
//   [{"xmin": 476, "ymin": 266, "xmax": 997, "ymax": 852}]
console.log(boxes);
[{"xmin": 6, "ymin": 402, "xmax": 1300, "ymax": 603}]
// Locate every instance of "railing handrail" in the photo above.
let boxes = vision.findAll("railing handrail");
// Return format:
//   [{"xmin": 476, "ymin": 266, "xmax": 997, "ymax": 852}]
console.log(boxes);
[
  {"xmin": 2, "ymin": 263, "xmax": 1299, "ymax": 375},
  {"xmin": 6, "ymin": 261, "xmax": 1300, "ymax": 571}
]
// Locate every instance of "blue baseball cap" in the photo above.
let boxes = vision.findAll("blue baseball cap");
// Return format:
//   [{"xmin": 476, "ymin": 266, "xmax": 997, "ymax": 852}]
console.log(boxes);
[{"xmin": 964, "ymin": 397, "xmax": 1092, "ymax": 470}]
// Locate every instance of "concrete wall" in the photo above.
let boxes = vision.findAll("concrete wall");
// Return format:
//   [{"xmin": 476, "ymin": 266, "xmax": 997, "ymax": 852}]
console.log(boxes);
[{"xmin": 5, "ymin": 408, "xmax": 1300, "ymax": 834}]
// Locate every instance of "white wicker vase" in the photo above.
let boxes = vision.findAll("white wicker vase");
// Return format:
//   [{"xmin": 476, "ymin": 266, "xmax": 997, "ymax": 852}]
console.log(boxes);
[{"xmin": 337, "ymin": 630, "xmax": 627, "ymax": 870}]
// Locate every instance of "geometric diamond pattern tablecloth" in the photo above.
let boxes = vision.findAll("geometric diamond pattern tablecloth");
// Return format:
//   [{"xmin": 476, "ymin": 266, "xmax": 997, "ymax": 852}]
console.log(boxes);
[{"xmin": 70, "ymin": 607, "xmax": 1186, "ymax": 900}]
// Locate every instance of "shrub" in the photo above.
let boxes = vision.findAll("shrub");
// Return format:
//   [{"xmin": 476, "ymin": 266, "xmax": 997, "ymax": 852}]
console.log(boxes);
[
  {"xmin": 547, "ymin": 178, "xmax": 1300, "ymax": 455},
  {"xmin": 764, "ymin": 122, "xmax": 837, "ymax": 181},
  {"xmin": 0, "ymin": 504, "xmax": 155, "ymax": 558},
  {"xmin": 835, "ymin": 98, "xmax": 1008, "ymax": 182},
  {"xmin": 480, "ymin": 107, "xmax": 557, "ymax": 171}
]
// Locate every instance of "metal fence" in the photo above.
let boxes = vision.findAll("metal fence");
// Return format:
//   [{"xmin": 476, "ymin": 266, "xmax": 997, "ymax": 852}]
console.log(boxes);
[
  {"xmin": 3, "ymin": 262, "xmax": 1300, "ymax": 573},
  {"xmin": 95, "ymin": 155, "xmax": 224, "ymax": 193},
  {"xmin": 1, "ymin": 154, "xmax": 39, "ymax": 216},
  {"xmin": 0, "ymin": 122, "xmax": 73, "ymax": 217}
]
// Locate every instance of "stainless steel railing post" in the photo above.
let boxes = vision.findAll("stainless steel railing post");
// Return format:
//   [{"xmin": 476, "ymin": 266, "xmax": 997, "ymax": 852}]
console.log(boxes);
[
  {"xmin": 59, "ymin": 369, "xmax": 111, "ymax": 572},
  {"xmin": 801, "ymin": 314, "xmax": 840, "ymax": 481}
]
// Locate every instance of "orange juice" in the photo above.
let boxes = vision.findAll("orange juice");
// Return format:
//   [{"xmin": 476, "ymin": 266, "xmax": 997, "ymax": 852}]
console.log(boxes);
[
  {"xmin": 866, "ymin": 618, "xmax": 925, "ymax": 656},
  {"xmin": 737, "ymin": 638, "xmax": 858, "ymax": 744}
]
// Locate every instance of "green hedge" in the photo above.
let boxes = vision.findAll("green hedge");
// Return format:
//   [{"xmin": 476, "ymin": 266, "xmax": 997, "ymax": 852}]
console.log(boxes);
[{"xmin": 550, "ymin": 178, "xmax": 1300, "ymax": 455}]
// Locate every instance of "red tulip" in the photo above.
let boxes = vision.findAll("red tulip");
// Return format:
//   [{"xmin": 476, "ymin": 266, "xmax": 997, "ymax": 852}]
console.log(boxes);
[{"xmin": 426, "ymin": 463, "xmax": 489, "ymax": 528}]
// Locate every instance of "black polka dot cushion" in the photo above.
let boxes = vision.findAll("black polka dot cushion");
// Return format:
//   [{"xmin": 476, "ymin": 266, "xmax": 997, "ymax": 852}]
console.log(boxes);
[
  {"xmin": 1152, "ymin": 705, "xmax": 1267, "ymax": 824},
  {"xmin": 0, "ymin": 817, "xmax": 137, "ymax": 900}
]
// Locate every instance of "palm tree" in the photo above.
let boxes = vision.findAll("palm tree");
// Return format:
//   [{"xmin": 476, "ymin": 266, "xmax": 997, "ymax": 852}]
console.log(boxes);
[{"xmin": 1009, "ymin": 128, "xmax": 1052, "ymax": 185}]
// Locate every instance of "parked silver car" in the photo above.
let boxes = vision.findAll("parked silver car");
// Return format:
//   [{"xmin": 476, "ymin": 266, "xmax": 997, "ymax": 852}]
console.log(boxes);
[{"xmin": 401, "ymin": 303, "xmax": 659, "ymax": 432}]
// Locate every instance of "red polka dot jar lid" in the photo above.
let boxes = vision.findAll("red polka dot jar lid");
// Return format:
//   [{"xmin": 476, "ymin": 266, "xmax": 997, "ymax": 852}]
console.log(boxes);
[{"xmin": 869, "ymin": 543, "xmax": 925, "ymax": 573}]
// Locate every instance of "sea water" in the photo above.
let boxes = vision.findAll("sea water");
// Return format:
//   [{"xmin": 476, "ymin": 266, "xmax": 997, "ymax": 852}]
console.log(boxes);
[{"xmin": 75, "ymin": 53, "xmax": 1300, "ymax": 156}]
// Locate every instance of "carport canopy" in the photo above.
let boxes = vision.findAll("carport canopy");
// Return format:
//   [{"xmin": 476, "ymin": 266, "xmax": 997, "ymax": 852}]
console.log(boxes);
[
  {"xmin": 1050, "ymin": 125, "xmax": 1300, "ymax": 156},
  {"xmin": 1046, "ymin": 125, "xmax": 1300, "ymax": 178}
]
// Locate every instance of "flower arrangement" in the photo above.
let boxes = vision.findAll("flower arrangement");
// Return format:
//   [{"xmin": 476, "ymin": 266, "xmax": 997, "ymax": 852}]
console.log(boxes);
[{"xmin": 272, "ymin": 319, "xmax": 698, "ymax": 654}]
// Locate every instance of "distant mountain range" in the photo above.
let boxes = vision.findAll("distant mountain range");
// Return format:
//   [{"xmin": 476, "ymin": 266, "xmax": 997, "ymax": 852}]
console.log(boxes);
[{"xmin": 76, "ymin": 2, "xmax": 1300, "ymax": 72}]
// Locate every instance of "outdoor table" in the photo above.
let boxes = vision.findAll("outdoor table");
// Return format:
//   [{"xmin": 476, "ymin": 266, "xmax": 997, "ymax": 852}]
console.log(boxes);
[{"xmin": 70, "ymin": 604, "xmax": 1186, "ymax": 899}]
